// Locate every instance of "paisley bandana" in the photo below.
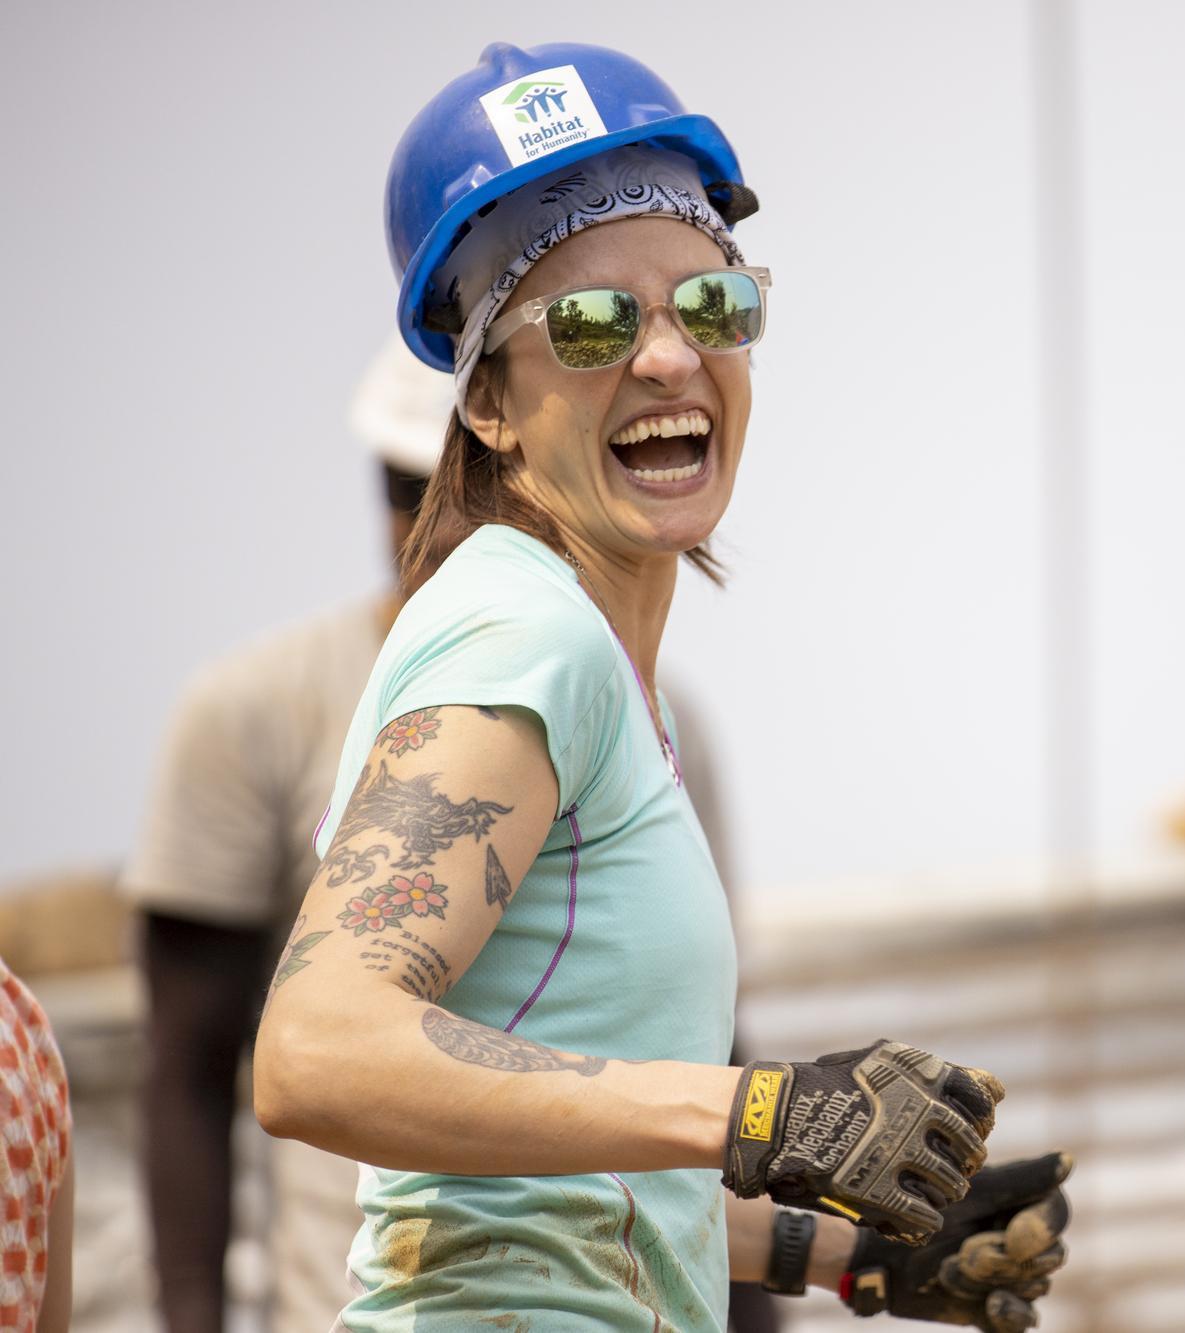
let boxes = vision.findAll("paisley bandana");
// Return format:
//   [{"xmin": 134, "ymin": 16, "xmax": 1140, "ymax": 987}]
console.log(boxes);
[{"xmin": 433, "ymin": 146, "xmax": 744, "ymax": 424}]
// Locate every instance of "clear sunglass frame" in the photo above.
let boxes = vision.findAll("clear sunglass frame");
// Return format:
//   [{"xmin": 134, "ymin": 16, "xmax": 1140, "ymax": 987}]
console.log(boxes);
[{"xmin": 482, "ymin": 266, "xmax": 772, "ymax": 369}]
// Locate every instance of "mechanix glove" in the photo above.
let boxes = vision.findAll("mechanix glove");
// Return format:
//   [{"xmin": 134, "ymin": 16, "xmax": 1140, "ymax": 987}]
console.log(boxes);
[
  {"xmin": 722, "ymin": 1041, "xmax": 1005, "ymax": 1242},
  {"xmin": 840, "ymin": 1152, "xmax": 1072, "ymax": 1330}
]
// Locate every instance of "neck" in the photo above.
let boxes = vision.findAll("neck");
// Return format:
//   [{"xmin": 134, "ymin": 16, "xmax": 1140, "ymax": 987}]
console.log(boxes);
[
  {"xmin": 376, "ymin": 587, "xmax": 404, "ymax": 639},
  {"xmin": 560, "ymin": 533, "xmax": 677, "ymax": 690}
]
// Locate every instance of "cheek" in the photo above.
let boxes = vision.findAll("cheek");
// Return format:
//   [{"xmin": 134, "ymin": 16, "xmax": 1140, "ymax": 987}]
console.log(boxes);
[
  {"xmin": 508, "ymin": 387, "xmax": 594, "ymax": 488},
  {"xmin": 718, "ymin": 362, "xmax": 753, "ymax": 442},
  {"xmin": 512, "ymin": 376, "xmax": 617, "ymax": 478}
]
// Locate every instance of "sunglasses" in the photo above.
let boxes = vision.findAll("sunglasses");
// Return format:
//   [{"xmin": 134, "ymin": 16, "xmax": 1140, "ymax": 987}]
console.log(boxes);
[{"xmin": 482, "ymin": 266, "xmax": 772, "ymax": 370}]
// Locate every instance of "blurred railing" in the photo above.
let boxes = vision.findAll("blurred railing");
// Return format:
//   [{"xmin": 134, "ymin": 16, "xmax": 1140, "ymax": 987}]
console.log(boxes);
[
  {"xmin": 7, "ymin": 868, "xmax": 1184, "ymax": 1330},
  {"xmin": 737, "ymin": 878, "xmax": 1185, "ymax": 1332}
]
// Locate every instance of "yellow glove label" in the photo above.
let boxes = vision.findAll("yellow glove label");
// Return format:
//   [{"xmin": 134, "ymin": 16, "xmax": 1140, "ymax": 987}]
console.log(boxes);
[{"xmin": 739, "ymin": 1069, "xmax": 784, "ymax": 1141}]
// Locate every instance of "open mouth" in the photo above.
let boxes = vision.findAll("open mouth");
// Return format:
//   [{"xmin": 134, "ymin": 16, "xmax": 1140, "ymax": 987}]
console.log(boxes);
[{"xmin": 607, "ymin": 410, "xmax": 712, "ymax": 483}]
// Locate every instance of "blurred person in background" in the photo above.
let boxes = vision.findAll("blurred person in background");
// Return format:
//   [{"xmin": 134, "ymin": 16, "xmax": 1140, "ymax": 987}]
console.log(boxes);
[
  {"xmin": 0, "ymin": 958, "xmax": 73, "ymax": 1333},
  {"xmin": 120, "ymin": 338, "xmax": 453, "ymax": 1333}
]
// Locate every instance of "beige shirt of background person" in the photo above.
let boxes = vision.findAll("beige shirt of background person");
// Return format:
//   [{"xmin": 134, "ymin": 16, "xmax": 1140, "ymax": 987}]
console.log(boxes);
[{"xmin": 121, "ymin": 598, "xmax": 383, "ymax": 1332}]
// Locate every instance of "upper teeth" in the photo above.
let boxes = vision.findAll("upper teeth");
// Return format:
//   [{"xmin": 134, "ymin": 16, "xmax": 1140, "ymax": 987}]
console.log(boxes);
[{"xmin": 608, "ymin": 410, "xmax": 712, "ymax": 446}]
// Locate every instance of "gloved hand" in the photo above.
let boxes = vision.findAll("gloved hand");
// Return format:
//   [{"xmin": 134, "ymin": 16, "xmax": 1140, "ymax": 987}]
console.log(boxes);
[
  {"xmin": 840, "ymin": 1151, "xmax": 1072, "ymax": 1330},
  {"xmin": 722, "ymin": 1041, "xmax": 1005, "ymax": 1242}
]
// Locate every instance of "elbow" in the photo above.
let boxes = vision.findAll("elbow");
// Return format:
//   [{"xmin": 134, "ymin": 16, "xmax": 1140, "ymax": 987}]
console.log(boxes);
[{"xmin": 252, "ymin": 1014, "xmax": 314, "ymax": 1140}]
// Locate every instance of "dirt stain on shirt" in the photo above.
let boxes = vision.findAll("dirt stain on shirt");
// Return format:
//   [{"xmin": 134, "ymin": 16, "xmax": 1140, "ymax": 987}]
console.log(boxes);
[{"xmin": 375, "ymin": 1185, "xmax": 701, "ymax": 1330}]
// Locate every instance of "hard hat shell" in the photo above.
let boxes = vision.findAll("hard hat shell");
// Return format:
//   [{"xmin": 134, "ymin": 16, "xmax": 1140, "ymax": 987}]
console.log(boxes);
[{"xmin": 387, "ymin": 42, "xmax": 745, "ymax": 372}]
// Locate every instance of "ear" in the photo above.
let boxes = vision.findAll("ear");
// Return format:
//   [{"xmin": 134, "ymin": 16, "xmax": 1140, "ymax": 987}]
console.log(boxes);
[{"xmin": 466, "ymin": 359, "xmax": 519, "ymax": 455}]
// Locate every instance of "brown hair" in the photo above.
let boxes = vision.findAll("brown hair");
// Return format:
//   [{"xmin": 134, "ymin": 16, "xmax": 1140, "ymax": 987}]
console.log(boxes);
[{"xmin": 401, "ymin": 357, "xmax": 725, "ymax": 591}]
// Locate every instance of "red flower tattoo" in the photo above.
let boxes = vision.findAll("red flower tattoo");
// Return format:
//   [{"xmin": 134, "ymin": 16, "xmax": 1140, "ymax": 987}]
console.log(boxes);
[
  {"xmin": 338, "ymin": 888, "xmax": 399, "ymax": 936},
  {"xmin": 388, "ymin": 872, "xmax": 448, "ymax": 920},
  {"xmin": 387, "ymin": 708, "xmax": 442, "ymax": 758}
]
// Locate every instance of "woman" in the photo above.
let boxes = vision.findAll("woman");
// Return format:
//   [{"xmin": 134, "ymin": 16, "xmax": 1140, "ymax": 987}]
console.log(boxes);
[{"xmin": 255, "ymin": 42, "xmax": 1068, "ymax": 1331}]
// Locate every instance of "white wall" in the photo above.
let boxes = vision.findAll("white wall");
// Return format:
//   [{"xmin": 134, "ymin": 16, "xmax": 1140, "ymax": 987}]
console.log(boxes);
[
  {"xmin": 2, "ymin": 1, "xmax": 1183, "ymax": 902},
  {"xmin": 1079, "ymin": 0, "xmax": 1185, "ymax": 866}
]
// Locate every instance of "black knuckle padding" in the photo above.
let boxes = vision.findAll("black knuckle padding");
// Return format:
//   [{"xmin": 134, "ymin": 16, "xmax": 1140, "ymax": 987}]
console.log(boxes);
[
  {"xmin": 944, "ymin": 1064, "xmax": 1004, "ymax": 1137},
  {"xmin": 722, "ymin": 1040, "xmax": 1003, "ymax": 1242}
]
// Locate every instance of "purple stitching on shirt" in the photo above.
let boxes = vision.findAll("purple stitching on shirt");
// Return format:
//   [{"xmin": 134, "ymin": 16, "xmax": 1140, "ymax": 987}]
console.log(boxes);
[
  {"xmin": 504, "ymin": 806, "xmax": 582, "ymax": 1033},
  {"xmin": 311, "ymin": 802, "xmax": 331, "ymax": 853},
  {"xmin": 607, "ymin": 1174, "xmax": 641, "ymax": 1298}
]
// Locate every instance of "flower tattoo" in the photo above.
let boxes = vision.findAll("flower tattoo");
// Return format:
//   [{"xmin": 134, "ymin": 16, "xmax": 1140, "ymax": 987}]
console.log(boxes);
[
  {"xmin": 337, "ymin": 875, "xmax": 448, "ymax": 935},
  {"xmin": 386, "ymin": 708, "xmax": 442, "ymax": 758},
  {"xmin": 338, "ymin": 888, "xmax": 399, "ymax": 935},
  {"xmin": 263, "ymin": 914, "xmax": 330, "ymax": 1013},
  {"xmin": 388, "ymin": 872, "xmax": 448, "ymax": 920},
  {"xmin": 274, "ymin": 914, "xmax": 330, "ymax": 982}
]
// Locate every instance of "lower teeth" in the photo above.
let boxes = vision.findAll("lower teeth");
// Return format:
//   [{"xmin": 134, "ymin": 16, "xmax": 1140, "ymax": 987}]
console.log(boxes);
[{"xmin": 628, "ymin": 459, "xmax": 703, "ymax": 482}]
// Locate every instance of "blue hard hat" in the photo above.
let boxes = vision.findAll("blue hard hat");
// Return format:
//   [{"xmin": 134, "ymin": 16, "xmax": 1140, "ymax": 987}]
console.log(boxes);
[{"xmin": 386, "ymin": 42, "xmax": 754, "ymax": 372}]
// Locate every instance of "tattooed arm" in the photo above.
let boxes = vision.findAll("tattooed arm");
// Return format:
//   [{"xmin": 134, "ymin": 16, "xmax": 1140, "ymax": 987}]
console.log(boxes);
[{"xmin": 254, "ymin": 703, "xmax": 741, "ymax": 1176}]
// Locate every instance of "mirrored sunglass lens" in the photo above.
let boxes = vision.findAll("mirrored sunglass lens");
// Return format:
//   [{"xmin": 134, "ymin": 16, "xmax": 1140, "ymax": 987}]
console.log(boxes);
[
  {"xmin": 545, "ymin": 289, "xmax": 639, "ymax": 368},
  {"xmin": 674, "ymin": 272, "xmax": 762, "ymax": 349}
]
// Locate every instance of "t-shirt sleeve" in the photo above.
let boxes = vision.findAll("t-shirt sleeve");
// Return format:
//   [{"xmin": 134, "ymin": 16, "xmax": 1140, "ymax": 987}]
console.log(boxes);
[
  {"xmin": 0, "ymin": 961, "xmax": 71, "ymax": 1318},
  {"xmin": 374, "ymin": 583, "xmax": 622, "ymax": 818},
  {"xmin": 120, "ymin": 661, "xmax": 284, "ymax": 927}
]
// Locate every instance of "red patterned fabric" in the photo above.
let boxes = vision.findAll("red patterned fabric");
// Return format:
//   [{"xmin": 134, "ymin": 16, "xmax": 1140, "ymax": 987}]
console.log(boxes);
[{"xmin": 0, "ymin": 960, "xmax": 71, "ymax": 1332}]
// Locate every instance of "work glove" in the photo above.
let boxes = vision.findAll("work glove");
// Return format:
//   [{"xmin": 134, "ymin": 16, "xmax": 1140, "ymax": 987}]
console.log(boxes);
[
  {"xmin": 723, "ymin": 1041, "xmax": 1005, "ymax": 1242},
  {"xmin": 840, "ymin": 1151, "xmax": 1072, "ymax": 1329}
]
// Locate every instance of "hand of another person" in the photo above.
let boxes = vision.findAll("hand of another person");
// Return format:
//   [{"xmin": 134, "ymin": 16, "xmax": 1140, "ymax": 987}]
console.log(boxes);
[
  {"xmin": 722, "ymin": 1041, "xmax": 1005, "ymax": 1243},
  {"xmin": 840, "ymin": 1152, "xmax": 1071, "ymax": 1329}
]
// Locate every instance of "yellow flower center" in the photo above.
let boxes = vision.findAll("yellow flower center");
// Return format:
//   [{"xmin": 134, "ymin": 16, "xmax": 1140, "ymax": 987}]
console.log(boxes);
[
  {"xmin": 365, "ymin": 906, "xmax": 381, "ymax": 917},
  {"xmin": 410, "ymin": 888, "xmax": 426, "ymax": 900}
]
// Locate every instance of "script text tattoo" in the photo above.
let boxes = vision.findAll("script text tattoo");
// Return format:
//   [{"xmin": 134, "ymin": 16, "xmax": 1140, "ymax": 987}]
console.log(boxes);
[{"xmin": 359, "ymin": 929, "xmax": 452, "ymax": 1002}]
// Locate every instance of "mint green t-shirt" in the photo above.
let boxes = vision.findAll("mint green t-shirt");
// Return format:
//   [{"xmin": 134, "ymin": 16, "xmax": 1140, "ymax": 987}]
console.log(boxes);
[{"xmin": 316, "ymin": 524, "xmax": 737, "ymax": 1331}]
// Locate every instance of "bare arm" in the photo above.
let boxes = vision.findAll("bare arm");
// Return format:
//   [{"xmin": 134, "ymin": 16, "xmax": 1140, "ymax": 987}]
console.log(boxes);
[
  {"xmin": 37, "ymin": 1151, "xmax": 73, "ymax": 1333},
  {"xmin": 254, "ymin": 704, "xmax": 741, "ymax": 1174},
  {"xmin": 141, "ymin": 911, "xmax": 270, "ymax": 1333},
  {"xmin": 725, "ymin": 1194, "xmax": 857, "ymax": 1290}
]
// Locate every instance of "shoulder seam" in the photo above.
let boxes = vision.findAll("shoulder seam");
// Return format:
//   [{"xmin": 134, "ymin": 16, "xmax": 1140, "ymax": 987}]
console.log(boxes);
[{"xmin": 554, "ymin": 662, "xmax": 620, "ymax": 765}]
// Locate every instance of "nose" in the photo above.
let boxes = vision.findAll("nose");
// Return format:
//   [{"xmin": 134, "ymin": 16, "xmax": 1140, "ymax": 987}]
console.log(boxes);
[{"xmin": 628, "ymin": 302, "xmax": 701, "ymax": 389}]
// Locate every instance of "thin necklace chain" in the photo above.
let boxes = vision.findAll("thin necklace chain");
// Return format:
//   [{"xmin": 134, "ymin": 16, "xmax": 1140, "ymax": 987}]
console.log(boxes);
[{"xmin": 562, "ymin": 548, "xmax": 681, "ymax": 784}]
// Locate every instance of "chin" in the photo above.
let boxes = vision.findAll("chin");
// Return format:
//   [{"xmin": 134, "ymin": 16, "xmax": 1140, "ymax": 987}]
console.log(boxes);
[
  {"xmin": 659, "ymin": 495, "xmax": 730, "ymax": 546},
  {"xmin": 635, "ymin": 514, "xmax": 721, "ymax": 556}
]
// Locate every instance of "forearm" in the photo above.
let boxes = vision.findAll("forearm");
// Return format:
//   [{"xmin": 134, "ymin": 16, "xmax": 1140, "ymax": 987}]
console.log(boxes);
[
  {"xmin": 255, "ymin": 990, "xmax": 740, "ymax": 1174},
  {"xmin": 806, "ymin": 1214, "xmax": 858, "ymax": 1292},
  {"xmin": 38, "ymin": 1154, "xmax": 74, "ymax": 1333},
  {"xmin": 725, "ymin": 1194, "xmax": 856, "ymax": 1292},
  {"xmin": 725, "ymin": 1192, "xmax": 776, "ymax": 1281}
]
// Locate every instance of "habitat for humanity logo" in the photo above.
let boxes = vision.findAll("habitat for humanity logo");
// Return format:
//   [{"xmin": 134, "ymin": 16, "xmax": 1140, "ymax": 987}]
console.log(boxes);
[
  {"xmin": 480, "ymin": 64, "xmax": 609, "ymax": 168},
  {"xmin": 505, "ymin": 79, "xmax": 568, "ymax": 123}
]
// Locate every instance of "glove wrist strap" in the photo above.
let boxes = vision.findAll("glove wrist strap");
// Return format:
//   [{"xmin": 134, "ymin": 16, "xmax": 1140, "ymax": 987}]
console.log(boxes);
[
  {"xmin": 762, "ymin": 1209, "xmax": 815, "ymax": 1296},
  {"xmin": 722, "ymin": 1061, "xmax": 794, "ymax": 1198}
]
